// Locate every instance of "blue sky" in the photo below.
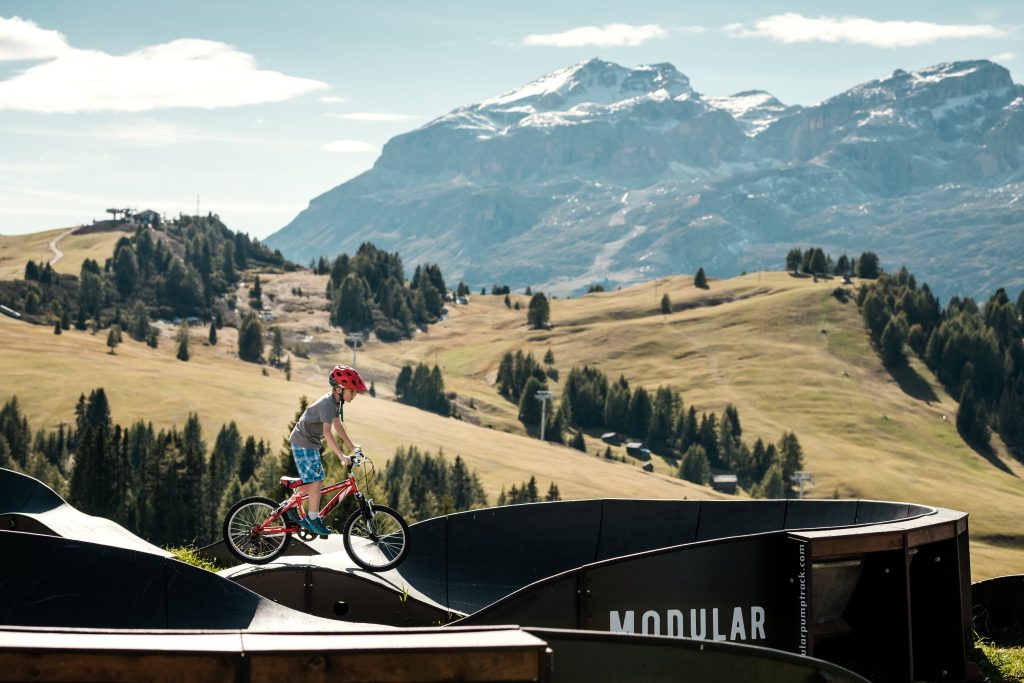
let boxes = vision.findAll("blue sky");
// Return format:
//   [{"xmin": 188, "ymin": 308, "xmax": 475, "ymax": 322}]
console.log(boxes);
[{"xmin": 1, "ymin": 1, "xmax": 1021, "ymax": 240}]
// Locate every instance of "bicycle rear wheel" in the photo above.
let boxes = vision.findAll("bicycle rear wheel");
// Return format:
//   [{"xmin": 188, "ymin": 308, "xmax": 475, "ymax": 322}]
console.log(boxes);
[
  {"xmin": 343, "ymin": 504, "xmax": 410, "ymax": 572},
  {"xmin": 223, "ymin": 496, "xmax": 292, "ymax": 564}
]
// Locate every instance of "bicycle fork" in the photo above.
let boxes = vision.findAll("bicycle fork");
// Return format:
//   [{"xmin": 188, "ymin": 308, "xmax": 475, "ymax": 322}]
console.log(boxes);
[{"xmin": 355, "ymin": 492, "xmax": 379, "ymax": 540}]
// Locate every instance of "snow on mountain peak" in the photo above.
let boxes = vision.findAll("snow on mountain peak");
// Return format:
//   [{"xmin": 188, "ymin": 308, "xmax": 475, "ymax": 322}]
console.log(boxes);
[
  {"xmin": 703, "ymin": 90, "xmax": 792, "ymax": 136},
  {"xmin": 479, "ymin": 58, "xmax": 692, "ymax": 111}
]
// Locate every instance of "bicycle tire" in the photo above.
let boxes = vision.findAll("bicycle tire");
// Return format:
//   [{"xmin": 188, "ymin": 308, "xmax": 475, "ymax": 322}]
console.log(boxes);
[
  {"xmin": 342, "ymin": 504, "xmax": 410, "ymax": 572},
  {"xmin": 222, "ymin": 496, "xmax": 292, "ymax": 564}
]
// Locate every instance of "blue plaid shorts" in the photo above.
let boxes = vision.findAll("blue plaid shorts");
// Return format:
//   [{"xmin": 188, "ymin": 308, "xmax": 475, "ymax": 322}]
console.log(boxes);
[{"xmin": 292, "ymin": 446, "xmax": 324, "ymax": 483}]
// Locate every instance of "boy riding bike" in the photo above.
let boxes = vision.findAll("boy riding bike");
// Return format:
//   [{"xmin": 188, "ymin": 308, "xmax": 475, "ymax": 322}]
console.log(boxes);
[{"xmin": 289, "ymin": 365, "xmax": 367, "ymax": 536}]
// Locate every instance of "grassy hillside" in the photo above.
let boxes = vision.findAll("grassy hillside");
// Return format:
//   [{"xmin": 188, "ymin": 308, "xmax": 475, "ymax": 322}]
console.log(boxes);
[
  {"xmin": 1, "ymin": 227, "xmax": 1022, "ymax": 579},
  {"xmin": 0, "ymin": 311, "xmax": 715, "ymax": 505},
  {"xmin": 0, "ymin": 227, "xmax": 126, "ymax": 279}
]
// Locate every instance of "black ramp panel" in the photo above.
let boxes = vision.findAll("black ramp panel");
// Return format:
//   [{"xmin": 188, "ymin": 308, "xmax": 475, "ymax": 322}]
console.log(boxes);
[
  {"xmin": 582, "ymin": 535, "xmax": 804, "ymax": 651},
  {"xmin": 696, "ymin": 500, "xmax": 787, "ymax": 541},
  {"xmin": 0, "ymin": 468, "xmax": 62, "ymax": 514},
  {"xmin": 445, "ymin": 500, "xmax": 603, "ymax": 614},
  {"xmin": 973, "ymin": 574, "xmax": 1024, "ymax": 646},
  {"xmin": 0, "ymin": 530, "xmax": 356, "ymax": 630},
  {"xmin": 457, "ymin": 573, "xmax": 582, "ymax": 629},
  {"xmin": 0, "ymin": 531, "xmax": 170, "ymax": 628},
  {"xmin": 854, "ymin": 501, "xmax": 911, "ymax": 524},
  {"xmin": 784, "ymin": 500, "xmax": 858, "ymax": 530},
  {"xmin": 595, "ymin": 499, "xmax": 699, "ymax": 561},
  {"xmin": 399, "ymin": 515, "xmax": 448, "ymax": 608}
]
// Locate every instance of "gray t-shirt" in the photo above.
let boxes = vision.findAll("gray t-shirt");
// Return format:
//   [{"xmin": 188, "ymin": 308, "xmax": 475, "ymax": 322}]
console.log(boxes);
[{"xmin": 290, "ymin": 392, "xmax": 344, "ymax": 449}]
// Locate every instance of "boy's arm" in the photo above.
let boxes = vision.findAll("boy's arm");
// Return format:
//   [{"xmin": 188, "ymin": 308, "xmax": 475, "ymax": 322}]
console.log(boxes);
[{"xmin": 323, "ymin": 418, "xmax": 355, "ymax": 466}]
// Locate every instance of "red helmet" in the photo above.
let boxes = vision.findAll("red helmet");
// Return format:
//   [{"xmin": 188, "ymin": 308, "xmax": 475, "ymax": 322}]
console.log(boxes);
[{"xmin": 329, "ymin": 365, "xmax": 367, "ymax": 392}]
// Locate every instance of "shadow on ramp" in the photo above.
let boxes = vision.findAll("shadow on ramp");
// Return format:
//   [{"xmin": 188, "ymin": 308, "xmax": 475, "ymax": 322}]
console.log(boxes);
[
  {"xmin": 0, "ymin": 530, "xmax": 378, "ymax": 631},
  {"xmin": 0, "ymin": 468, "xmax": 169, "ymax": 556}
]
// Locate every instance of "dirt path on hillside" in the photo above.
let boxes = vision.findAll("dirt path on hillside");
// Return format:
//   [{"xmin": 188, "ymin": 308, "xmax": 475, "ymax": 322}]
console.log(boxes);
[{"xmin": 48, "ymin": 228, "xmax": 77, "ymax": 266}]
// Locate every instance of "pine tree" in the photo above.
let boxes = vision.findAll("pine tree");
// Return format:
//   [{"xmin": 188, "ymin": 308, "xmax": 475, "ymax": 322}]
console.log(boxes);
[
  {"xmin": 679, "ymin": 444, "xmax": 710, "ymax": 485},
  {"xmin": 778, "ymin": 432, "xmax": 804, "ymax": 494},
  {"xmin": 856, "ymin": 251, "xmax": 881, "ymax": 278},
  {"xmin": 54, "ymin": 319, "xmax": 62, "ymax": 335},
  {"xmin": 518, "ymin": 377, "xmax": 544, "ymax": 427},
  {"xmin": 527, "ymin": 292, "xmax": 550, "ymax": 329},
  {"xmin": 694, "ymin": 268, "xmax": 708, "ymax": 289},
  {"xmin": 785, "ymin": 248, "xmax": 803, "ymax": 273},
  {"xmin": 249, "ymin": 274, "xmax": 263, "ymax": 308},
  {"xmin": 69, "ymin": 389, "xmax": 115, "ymax": 518},
  {"xmin": 627, "ymin": 387, "xmax": 652, "ymax": 440},
  {"xmin": 880, "ymin": 316, "xmax": 908, "ymax": 366},
  {"xmin": 570, "ymin": 430, "xmax": 586, "ymax": 452},
  {"xmin": 106, "ymin": 325, "xmax": 122, "ymax": 354},
  {"xmin": 660, "ymin": 293, "xmax": 671, "ymax": 314},
  {"xmin": 176, "ymin": 322, "xmax": 190, "ymax": 361},
  {"xmin": 753, "ymin": 462, "xmax": 786, "ymax": 499},
  {"xmin": 237, "ymin": 311, "xmax": 264, "ymax": 362},
  {"xmin": 208, "ymin": 321, "xmax": 217, "ymax": 345},
  {"xmin": 956, "ymin": 380, "xmax": 986, "ymax": 445},
  {"xmin": 269, "ymin": 327, "xmax": 284, "ymax": 366}
]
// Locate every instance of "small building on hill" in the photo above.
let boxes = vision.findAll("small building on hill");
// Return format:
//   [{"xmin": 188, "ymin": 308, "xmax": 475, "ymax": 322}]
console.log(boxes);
[
  {"xmin": 625, "ymin": 442, "xmax": 651, "ymax": 460},
  {"xmin": 601, "ymin": 432, "xmax": 622, "ymax": 446},
  {"xmin": 711, "ymin": 473, "xmax": 738, "ymax": 495}
]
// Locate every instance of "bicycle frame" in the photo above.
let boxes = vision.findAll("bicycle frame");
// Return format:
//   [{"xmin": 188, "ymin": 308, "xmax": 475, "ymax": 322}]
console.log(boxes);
[{"xmin": 259, "ymin": 475, "xmax": 364, "ymax": 537}]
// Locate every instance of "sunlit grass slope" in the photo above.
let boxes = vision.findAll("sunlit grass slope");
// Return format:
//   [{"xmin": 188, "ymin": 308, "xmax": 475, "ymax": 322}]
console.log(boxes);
[
  {"xmin": 1, "ymin": 225, "xmax": 1021, "ymax": 579},
  {"xmin": 0, "ymin": 313, "xmax": 715, "ymax": 505},
  {"xmin": 0, "ymin": 227, "xmax": 125, "ymax": 279},
  {"xmin": 359, "ymin": 272, "xmax": 1024, "ymax": 580}
]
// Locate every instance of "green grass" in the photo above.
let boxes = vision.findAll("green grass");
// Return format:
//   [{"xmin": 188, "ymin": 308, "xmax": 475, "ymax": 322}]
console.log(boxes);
[
  {"xmin": 975, "ymin": 638, "xmax": 1024, "ymax": 682},
  {"xmin": 166, "ymin": 545, "xmax": 225, "ymax": 572}
]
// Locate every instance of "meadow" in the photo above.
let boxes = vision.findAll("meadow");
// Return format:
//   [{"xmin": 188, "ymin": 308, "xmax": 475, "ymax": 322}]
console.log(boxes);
[{"xmin": 1, "ymin": 233, "xmax": 1022, "ymax": 579}]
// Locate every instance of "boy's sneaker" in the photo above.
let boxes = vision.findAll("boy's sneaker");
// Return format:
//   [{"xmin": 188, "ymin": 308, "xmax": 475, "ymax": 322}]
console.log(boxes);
[
  {"xmin": 298, "ymin": 516, "xmax": 318, "ymax": 533},
  {"xmin": 307, "ymin": 517, "xmax": 332, "ymax": 536},
  {"xmin": 283, "ymin": 507, "xmax": 301, "ymax": 525}
]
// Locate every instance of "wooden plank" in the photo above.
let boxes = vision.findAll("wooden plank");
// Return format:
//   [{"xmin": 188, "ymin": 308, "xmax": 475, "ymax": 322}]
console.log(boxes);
[
  {"xmin": 248, "ymin": 650, "xmax": 544, "ymax": 683},
  {"xmin": 0, "ymin": 652, "xmax": 238, "ymax": 683}
]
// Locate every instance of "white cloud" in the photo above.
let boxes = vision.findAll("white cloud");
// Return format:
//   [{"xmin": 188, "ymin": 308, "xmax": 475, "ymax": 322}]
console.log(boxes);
[
  {"xmin": 991, "ymin": 52, "xmax": 1016, "ymax": 63},
  {"xmin": 0, "ymin": 35, "xmax": 328, "ymax": 112},
  {"xmin": 0, "ymin": 16, "xmax": 70, "ymax": 61},
  {"xmin": 320, "ymin": 95, "xmax": 350, "ymax": 104},
  {"xmin": 327, "ymin": 112, "xmax": 418, "ymax": 122},
  {"xmin": 83, "ymin": 121, "xmax": 289, "ymax": 147},
  {"xmin": 322, "ymin": 139, "xmax": 377, "ymax": 153},
  {"xmin": 725, "ymin": 13, "xmax": 1007, "ymax": 48},
  {"xmin": 522, "ymin": 23, "xmax": 667, "ymax": 48}
]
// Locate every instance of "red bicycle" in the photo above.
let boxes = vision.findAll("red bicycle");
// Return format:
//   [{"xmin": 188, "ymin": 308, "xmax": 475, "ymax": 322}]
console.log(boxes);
[{"xmin": 221, "ymin": 455, "xmax": 410, "ymax": 571}]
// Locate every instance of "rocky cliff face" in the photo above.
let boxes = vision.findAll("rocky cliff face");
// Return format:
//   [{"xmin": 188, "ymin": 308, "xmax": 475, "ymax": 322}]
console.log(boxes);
[{"xmin": 266, "ymin": 58, "xmax": 1024, "ymax": 301}]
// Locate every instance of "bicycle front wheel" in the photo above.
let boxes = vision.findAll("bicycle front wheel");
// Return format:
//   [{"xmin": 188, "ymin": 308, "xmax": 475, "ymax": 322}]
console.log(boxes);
[
  {"xmin": 223, "ymin": 496, "xmax": 291, "ymax": 565},
  {"xmin": 343, "ymin": 504, "xmax": 410, "ymax": 572}
]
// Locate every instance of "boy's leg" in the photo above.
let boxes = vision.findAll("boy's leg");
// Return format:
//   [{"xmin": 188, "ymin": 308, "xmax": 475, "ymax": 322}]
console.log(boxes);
[
  {"xmin": 291, "ymin": 445, "xmax": 326, "ymax": 518},
  {"xmin": 298, "ymin": 481, "xmax": 324, "ymax": 517}
]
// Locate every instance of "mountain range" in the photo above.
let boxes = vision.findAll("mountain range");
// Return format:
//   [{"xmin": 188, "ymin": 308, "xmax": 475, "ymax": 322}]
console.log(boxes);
[{"xmin": 265, "ymin": 58, "xmax": 1024, "ymax": 301}]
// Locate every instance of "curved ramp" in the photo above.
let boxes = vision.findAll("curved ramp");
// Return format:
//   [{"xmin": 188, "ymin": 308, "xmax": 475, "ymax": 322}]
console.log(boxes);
[
  {"xmin": 226, "ymin": 498, "xmax": 974, "ymax": 681},
  {"xmin": 973, "ymin": 574, "xmax": 1024, "ymax": 646},
  {"xmin": 0, "ymin": 529, "xmax": 382, "ymax": 631},
  {"xmin": 0, "ymin": 468, "xmax": 169, "ymax": 556}
]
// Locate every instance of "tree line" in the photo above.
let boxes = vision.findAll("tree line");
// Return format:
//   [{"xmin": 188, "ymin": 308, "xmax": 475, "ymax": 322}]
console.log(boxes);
[
  {"xmin": 785, "ymin": 247, "xmax": 880, "ymax": 279},
  {"xmin": 395, "ymin": 362, "xmax": 452, "ymax": 417},
  {"xmin": 856, "ymin": 267, "xmax": 1024, "ymax": 455},
  {"xmin": 0, "ymin": 391, "xmax": 286, "ymax": 547},
  {"xmin": 494, "ymin": 351, "xmax": 806, "ymax": 497},
  {"xmin": 9, "ymin": 215, "xmax": 286, "ymax": 334},
  {"xmin": 324, "ymin": 242, "xmax": 447, "ymax": 342}
]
